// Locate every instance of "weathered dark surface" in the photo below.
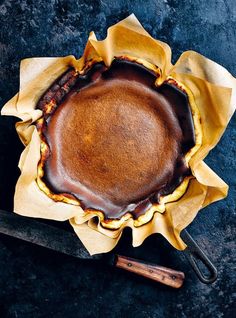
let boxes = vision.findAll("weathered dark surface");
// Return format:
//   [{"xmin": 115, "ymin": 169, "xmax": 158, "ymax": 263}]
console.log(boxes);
[{"xmin": 0, "ymin": 1, "xmax": 235, "ymax": 317}]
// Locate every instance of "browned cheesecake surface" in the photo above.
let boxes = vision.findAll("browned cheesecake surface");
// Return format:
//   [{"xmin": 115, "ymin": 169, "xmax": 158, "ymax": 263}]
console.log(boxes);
[{"xmin": 38, "ymin": 60, "xmax": 195, "ymax": 220}]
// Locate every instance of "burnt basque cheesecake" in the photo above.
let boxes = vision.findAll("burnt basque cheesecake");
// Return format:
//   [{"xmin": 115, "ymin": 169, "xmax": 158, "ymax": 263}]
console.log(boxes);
[{"xmin": 36, "ymin": 58, "xmax": 197, "ymax": 229}]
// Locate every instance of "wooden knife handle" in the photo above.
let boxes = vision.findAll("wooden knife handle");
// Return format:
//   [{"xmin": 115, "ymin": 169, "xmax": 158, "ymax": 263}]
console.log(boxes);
[{"xmin": 115, "ymin": 255, "xmax": 185, "ymax": 288}]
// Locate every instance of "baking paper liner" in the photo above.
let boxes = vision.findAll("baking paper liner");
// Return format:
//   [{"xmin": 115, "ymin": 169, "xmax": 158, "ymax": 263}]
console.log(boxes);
[{"xmin": 2, "ymin": 15, "xmax": 236, "ymax": 254}]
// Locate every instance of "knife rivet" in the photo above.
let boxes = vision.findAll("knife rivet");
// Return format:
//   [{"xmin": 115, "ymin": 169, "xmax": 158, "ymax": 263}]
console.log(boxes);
[
  {"xmin": 149, "ymin": 270, "xmax": 153, "ymax": 273},
  {"xmin": 171, "ymin": 275, "xmax": 176, "ymax": 280},
  {"xmin": 127, "ymin": 262, "xmax": 132, "ymax": 267}
]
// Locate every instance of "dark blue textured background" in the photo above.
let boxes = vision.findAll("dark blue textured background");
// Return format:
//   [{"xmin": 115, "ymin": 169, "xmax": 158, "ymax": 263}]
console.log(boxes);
[{"xmin": 0, "ymin": 1, "xmax": 235, "ymax": 317}]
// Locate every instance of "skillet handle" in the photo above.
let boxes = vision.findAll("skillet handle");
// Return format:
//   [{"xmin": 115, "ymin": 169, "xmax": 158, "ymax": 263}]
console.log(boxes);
[{"xmin": 181, "ymin": 230, "xmax": 218, "ymax": 284}]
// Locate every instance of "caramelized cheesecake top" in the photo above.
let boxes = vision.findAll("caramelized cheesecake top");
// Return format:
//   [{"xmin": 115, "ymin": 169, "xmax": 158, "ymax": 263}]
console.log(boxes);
[{"xmin": 37, "ymin": 59, "xmax": 195, "ymax": 220}]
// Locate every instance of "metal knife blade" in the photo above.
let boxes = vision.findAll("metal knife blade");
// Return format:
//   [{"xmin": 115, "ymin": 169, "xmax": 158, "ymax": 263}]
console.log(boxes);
[{"xmin": 0, "ymin": 209, "xmax": 99, "ymax": 260}]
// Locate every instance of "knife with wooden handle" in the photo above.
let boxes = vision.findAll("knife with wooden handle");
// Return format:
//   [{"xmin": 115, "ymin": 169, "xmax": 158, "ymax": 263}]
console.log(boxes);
[{"xmin": 0, "ymin": 209, "xmax": 184, "ymax": 288}]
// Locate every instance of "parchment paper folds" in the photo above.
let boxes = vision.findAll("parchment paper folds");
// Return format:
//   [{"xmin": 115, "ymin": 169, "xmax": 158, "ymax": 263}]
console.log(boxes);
[{"xmin": 2, "ymin": 15, "xmax": 236, "ymax": 254}]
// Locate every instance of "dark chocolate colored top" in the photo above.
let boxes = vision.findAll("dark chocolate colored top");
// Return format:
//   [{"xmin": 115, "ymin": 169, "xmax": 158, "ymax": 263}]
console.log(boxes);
[{"xmin": 38, "ymin": 60, "xmax": 195, "ymax": 219}]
